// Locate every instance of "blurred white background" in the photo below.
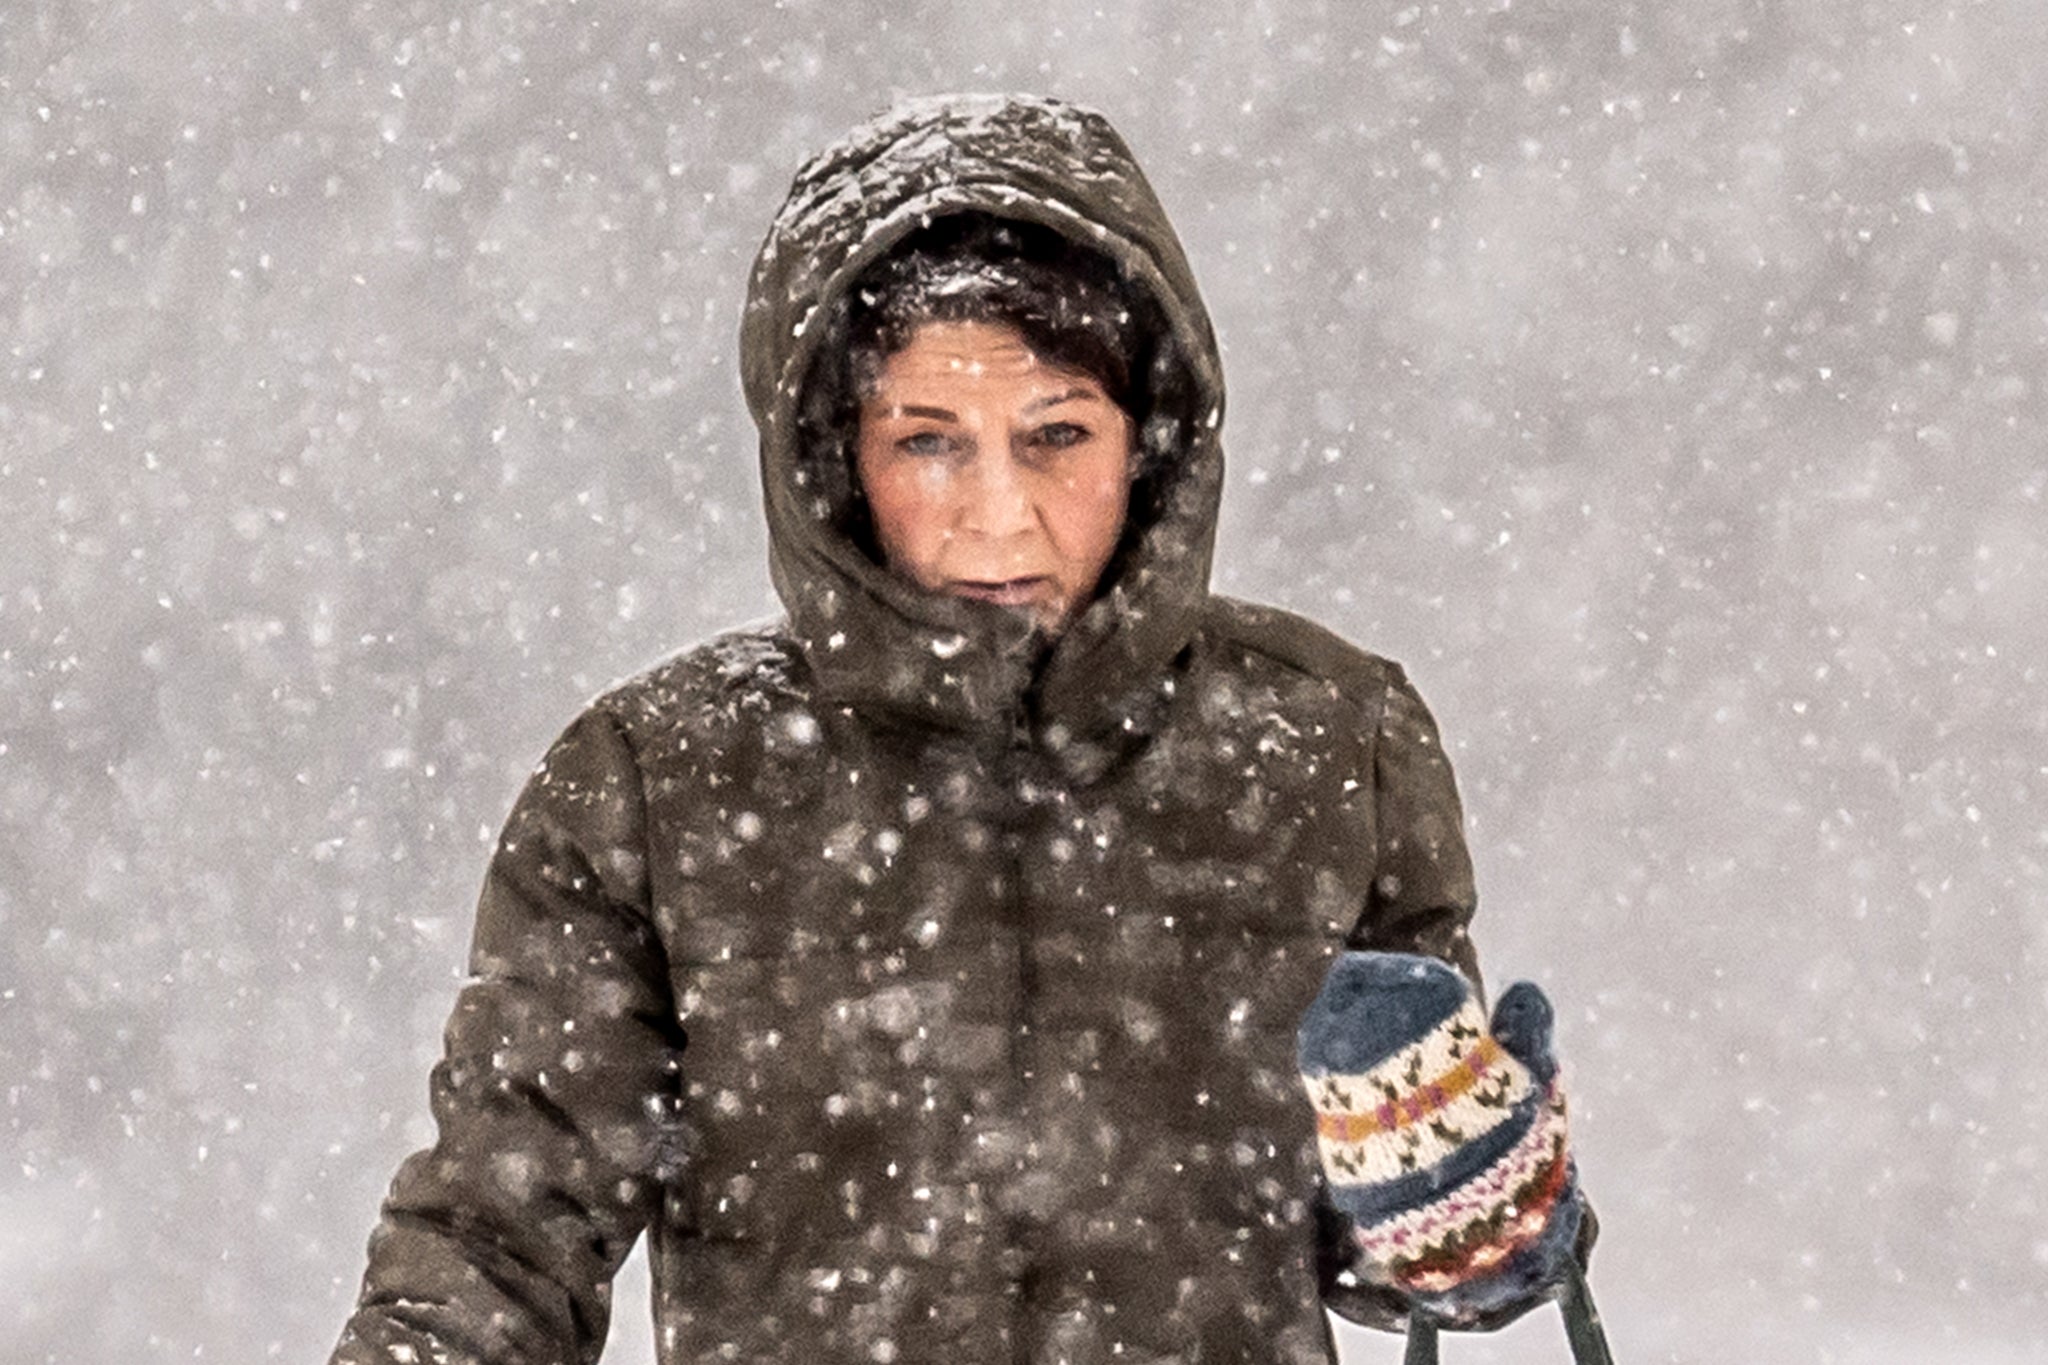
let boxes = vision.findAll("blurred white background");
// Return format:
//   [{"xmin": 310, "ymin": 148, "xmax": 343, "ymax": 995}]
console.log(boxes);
[{"xmin": 4, "ymin": 2, "xmax": 2043, "ymax": 1360}]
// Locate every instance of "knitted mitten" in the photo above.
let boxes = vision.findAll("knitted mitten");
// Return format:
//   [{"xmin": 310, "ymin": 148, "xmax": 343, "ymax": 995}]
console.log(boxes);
[{"xmin": 1298, "ymin": 952, "xmax": 1585, "ymax": 1329}]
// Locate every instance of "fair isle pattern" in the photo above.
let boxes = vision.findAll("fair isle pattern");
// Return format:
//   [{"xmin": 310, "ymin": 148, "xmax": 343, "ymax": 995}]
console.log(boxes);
[
  {"xmin": 1343, "ymin": 999, "xmax": 1490, "ymax": 1100},
  {"xmin": 1348, "ymin": 1080, "xmax": 1570, "ymax": 1273},
  {"xmin": 1315, "ymin": 1035, "xmax": 1508, "ymax": 1143},
  {"xmin": 1401, "ymin": 1129, "xmax": 1570, "ymax": 1293},
  {"xmin": 1299, "ymin": 956, "xmax": 1589, "ymax": 1319},
  {"xmin": 1309, "ymin": 1028, "xmax": 1533, "ymax": 1182}
]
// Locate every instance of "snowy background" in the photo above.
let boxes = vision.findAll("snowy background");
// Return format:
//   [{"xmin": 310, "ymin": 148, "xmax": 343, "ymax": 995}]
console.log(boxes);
[{"xmin": 5, "ymin": 1, "xmax": 2044, "ymax": 1361}]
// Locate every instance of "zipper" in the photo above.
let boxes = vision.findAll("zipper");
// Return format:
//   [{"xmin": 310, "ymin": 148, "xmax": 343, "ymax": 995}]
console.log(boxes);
[{"xmin": 998, "ymin": 693, "xmax": 1040, "ymax": 1362}]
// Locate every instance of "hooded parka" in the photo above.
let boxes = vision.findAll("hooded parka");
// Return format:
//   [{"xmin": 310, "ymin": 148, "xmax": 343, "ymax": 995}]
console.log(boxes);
[{"xmin": 332, "ymin": 93, "xmax": 1481, "ymax": 1365}]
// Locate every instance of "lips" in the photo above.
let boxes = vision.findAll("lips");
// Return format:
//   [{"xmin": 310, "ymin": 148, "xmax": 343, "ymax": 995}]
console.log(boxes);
[{"xmin": 950, "ymin": 576, "xmax": 1053, "ymax": 607}]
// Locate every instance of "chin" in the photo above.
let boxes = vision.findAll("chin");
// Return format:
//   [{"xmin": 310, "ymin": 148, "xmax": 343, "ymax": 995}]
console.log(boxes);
[
  {"xmin": 1002, "ymin": 603, "xmax": 1064, "ymax": 637},
  {"xmin": 1030, "ymin": 601, "xmax": 1082, "ymax": 638}
]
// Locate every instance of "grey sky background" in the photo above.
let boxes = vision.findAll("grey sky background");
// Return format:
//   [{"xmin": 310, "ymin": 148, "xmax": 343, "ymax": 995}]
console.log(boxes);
[{"xmin": 4, "ymin": 2, "xmax": 2044, "ymax": 1361}]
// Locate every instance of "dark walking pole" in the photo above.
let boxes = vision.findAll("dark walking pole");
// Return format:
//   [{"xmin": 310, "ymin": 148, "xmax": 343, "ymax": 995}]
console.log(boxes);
[
  {"xmin": 1558, "ymin": 1261, "xmax": 1616, "ymax": 1365},
  {"xmin": 1401, "ymin": 1316, "xmax": 1440, "ymax": 1365},
  {"xmin": 1399, "ymin": 1264, "xmax": 1614, "ymax": 1365}
]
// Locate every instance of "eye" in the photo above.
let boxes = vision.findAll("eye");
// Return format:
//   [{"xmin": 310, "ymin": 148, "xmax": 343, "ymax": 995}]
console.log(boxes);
[
  {"xmin": 1032, "ymin": 422, "xmax": 1090, "ymax": 450},
  {"xmin": 897, "ymin": 430, "xmax": 956, "ymax": 457}
]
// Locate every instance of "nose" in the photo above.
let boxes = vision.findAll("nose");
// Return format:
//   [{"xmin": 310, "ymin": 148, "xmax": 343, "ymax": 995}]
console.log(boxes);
[{"xmin": 957, "ymin": 445, "xmax": 1035, "ymax": 540}]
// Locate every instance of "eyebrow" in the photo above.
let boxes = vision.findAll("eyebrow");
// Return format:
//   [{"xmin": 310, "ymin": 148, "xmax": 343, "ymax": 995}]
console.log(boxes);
[
  {"xmin": 879, "ymin": 388, "xmax": 1100, "ymax": 423},
  {"xmin": 1025, "ymin": 387, "xmax": 1094, "ymax": 414}
]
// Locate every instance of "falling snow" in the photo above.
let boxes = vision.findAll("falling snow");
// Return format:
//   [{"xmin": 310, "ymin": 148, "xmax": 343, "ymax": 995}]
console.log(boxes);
[{"xmin": 3, "ymin": 4, "xmax": 2044, "ymax": 1365}]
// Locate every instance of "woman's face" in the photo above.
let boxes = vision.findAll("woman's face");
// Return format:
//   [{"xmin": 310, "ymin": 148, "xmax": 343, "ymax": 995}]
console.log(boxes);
[{"xmin": 855, "ymin": 320, "xmax": 1135, "ymax": 636}]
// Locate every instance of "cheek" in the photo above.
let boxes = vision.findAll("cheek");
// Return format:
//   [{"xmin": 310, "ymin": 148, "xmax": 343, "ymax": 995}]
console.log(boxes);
[
  {"xmin": 1045, "ymin": 458, "xmax": 1132, "ymax": 566},
  {"xmin": 860, "ymin": 455, "xmax": 957, "ymax": 575}
]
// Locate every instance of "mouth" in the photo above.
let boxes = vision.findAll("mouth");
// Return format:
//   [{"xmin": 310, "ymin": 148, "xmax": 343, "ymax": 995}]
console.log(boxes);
[{"xmin": 949, "ymin": 576, "xmax": 1054, "ymax": 608}]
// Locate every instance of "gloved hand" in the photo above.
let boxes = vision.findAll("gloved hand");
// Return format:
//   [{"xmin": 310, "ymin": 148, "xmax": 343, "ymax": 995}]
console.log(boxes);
[{"xmin": 1299, "ymin": 952, "xmax": 1595, "ymax": 1333}]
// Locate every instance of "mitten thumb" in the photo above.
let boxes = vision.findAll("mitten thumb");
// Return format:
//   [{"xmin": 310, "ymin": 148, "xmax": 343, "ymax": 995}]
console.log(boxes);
[{"xmin": 1488, "ymin": 980, "xmax": 1558, "ymax": 1084}]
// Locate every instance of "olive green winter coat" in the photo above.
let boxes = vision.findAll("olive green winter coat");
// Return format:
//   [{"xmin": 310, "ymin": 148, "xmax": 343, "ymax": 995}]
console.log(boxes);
[{"xmin": 331, "ymin": 93, "xmax": 1481, "ymax": 1365}]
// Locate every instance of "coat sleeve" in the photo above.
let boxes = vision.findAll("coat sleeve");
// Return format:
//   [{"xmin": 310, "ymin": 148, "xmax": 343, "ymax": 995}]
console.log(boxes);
[
  {"xmin": 1348, "ymin": 662, "xmax": 1481, "ymax": 989},
  {"xmin": 1318, "ymin": 663, "xmax": 1484, "ymax": 1337},
  {"xmin": 331, "ymin": 704, "xmax": 685, "ymax": 1365}
]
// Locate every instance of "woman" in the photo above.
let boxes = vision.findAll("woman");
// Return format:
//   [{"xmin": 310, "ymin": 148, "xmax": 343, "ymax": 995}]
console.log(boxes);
[{"xmin": 332, "ymin": 93, "xmax": 1485, "ymax": 1365}]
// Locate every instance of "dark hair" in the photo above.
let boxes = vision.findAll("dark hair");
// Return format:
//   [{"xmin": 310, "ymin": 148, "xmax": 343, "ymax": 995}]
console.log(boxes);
[
  {"xmin": 844, "ymin": 214, "xmax": 1141, "ymax": 410},
  {"xmin": 796, "ymin": 212, "xmax": 1175, "ymax": 562}
]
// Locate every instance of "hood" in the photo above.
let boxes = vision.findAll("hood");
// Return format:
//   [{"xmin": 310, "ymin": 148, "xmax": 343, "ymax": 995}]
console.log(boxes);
[{"xmin": 740, "ymin": 92, "xmax": 1225, "ymax": 755}]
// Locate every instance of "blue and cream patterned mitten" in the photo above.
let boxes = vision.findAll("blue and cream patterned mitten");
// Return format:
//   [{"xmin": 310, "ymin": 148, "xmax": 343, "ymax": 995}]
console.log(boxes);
[{"xmin": 1298, "ymin": 951, "xmax": 1586, "ymax": 1329}]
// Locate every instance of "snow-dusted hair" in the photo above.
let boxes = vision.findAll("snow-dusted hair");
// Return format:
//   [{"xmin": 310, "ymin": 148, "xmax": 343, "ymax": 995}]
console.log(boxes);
[{"xmin": 842, "ymin": 213, "xmax": 1141, "ymax": 411}]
